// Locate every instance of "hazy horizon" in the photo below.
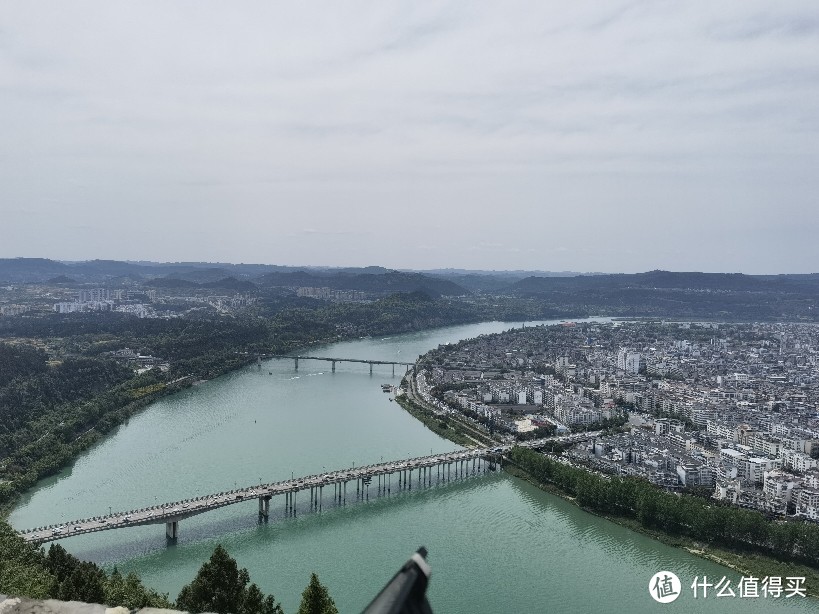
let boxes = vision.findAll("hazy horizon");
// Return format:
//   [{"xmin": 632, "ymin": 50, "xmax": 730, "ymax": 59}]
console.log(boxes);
[
  {"xmin": 3, "ymin": 2, "xmax": 818, "ymax": 274},
  {"xmin": 2, "ymin": 256, "xmax": 817, "ymax": 277}
]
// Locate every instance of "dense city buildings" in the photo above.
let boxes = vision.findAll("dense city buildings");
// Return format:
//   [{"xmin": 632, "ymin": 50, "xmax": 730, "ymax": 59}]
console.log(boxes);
[{"xmin": 415, "ymin": 321, "xmax": 819, "ymax": 521}]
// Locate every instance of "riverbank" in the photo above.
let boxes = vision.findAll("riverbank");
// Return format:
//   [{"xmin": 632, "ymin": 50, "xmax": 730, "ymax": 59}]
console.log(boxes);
[
  {"xmin": 394, "ymin": 384, "xmax": 811, "ymax": 593},
  {"xmin": 0, "ymin": 296, "xmax": 505, "ymax": 520},
  {"xmin": 395, "ymin": 384, "xmax": 819, "ymax": 597},
  {"xmin": 395, "ymin": 373, "xmax": 496, "ymax": 448},
  {"xmin": 502, "ymin": 461, "xmax": 819, "ymax": 598},
  {"xmin": 0, "ymin": 354, "xmax": 257, "ymax": 519},
  {"xmin": 394, "ymin": 394, "xmax": 477, "ymax": 448}
]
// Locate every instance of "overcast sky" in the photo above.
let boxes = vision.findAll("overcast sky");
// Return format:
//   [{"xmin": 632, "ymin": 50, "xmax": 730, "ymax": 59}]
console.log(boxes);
[{"xmin": 2, "ymin": 1, "xmax": 818, "ymax": 274}]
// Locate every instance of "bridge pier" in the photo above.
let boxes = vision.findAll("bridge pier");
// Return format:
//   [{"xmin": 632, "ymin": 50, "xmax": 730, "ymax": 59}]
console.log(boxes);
[
  {"xmin": 392, "ymin": 364, "xmax": 395, "ymax": 376},
  {"xmin": 259, "ymin": 496, "xmax": 270, "ymax": 519},
  {"xmin": 294, "ymin": 358, "xmax": 298, "ymax": 371},
  {"xmin": 24, "ymin": 443, "xmax": 599, "ymax": 545},
  {"xmin": 285, "ymin": 491, "xmax": 297, "ymax": 516},
  {"xmin": 332, "ymin": 360, "xmax": 336, "ymax": 373},
  {"xmin": 369, "ymin": 363, "xmax": 373, "ymax": 375}
]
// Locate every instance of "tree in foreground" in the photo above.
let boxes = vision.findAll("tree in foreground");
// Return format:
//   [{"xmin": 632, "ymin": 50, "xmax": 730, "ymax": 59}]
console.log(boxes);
[
  {"xmin": 0, "ymin": 521, "xmax": 53, "ymax": 599},
  {"xmin": 297, "ymin": 573, "xmax": 338, "ymax": 614},
  {"xmin": 43, "ymin": 543, "xmax": 170, "ymax": 609},
  {"xmin": 105, "ymin": 567, "xmax": 173, "ymax": 610},
  {"xmin": 176, "ymin": 544, "xmax": 283, "ymax": 614}
]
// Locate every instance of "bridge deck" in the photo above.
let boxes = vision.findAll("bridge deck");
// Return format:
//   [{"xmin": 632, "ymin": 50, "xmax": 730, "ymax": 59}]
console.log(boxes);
[
  {"xmin": 270, "ymin": 355, "xmax": 416, "ymax": 367},
  {"xmin": 19, "ymin": 434, "xmax": 595, "ymax": 543}
]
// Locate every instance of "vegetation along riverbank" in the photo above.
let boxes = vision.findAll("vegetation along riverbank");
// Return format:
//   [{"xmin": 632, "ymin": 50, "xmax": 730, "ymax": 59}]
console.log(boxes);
[
  {"xmin": 505, "ymin": 447, "xmax": 819, "ymax": 598},
  {"xmin": 394, "ymin": 367, "xmax": 819, "ymax": 598},
  {"xmin": 0, "ymin": 293, "xmax": 491, "ymax": 516}
]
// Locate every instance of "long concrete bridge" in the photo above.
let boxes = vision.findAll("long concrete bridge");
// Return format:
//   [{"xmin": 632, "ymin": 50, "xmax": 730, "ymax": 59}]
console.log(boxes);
[
  {"xmin": 18, "ymin": 434, "xmax": 595, "ymax": 544},
  {"xmin": 262, "ymin": 355, "xmax": 416, "ymax": 375}
]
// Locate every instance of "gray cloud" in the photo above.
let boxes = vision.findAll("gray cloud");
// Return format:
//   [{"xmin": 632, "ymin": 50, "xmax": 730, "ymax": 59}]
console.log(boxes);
[{"xmin": 1, "ymin": 1, "xmax": 818, "ymax": 273}]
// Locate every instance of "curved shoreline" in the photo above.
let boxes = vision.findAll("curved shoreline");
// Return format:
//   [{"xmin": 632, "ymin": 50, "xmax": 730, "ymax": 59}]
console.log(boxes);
[
  {"xmin": 500, "ymin": 460, "xmax": 819, "ymax": 597},
  {"xmin": 394, "ymin": 365, "xmax": 819, "ymax": 599}
]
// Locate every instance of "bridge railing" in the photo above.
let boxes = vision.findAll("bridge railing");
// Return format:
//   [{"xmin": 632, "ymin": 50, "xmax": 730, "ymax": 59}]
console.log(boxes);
[{"xmin": 20, "ymin": 433, "xmax": 597, "ymax": 539}]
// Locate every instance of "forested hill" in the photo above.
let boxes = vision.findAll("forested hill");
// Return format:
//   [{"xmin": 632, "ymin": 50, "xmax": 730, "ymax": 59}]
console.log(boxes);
[
  {"xmin": 0, "ymin": 259, "xmax": 469, "ymax": 296},
  {"xmin": 511, "ymin": 271, "xmax": 819, "ymax": 294},
  {"xmin": 507, "ymin": 271, "xmax": 819, "ymax": 320},
  {"xmin": 255, "ymin": 270, "xmax": 467, "ymax": 296}
]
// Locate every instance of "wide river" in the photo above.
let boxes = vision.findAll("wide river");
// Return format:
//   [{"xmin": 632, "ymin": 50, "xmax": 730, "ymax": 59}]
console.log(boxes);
[{"xmin": 10, "ymin": 320, "xmax": 815, "ymax": 613}]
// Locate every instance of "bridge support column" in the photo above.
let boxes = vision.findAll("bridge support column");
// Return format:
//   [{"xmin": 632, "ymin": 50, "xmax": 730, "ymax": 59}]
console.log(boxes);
[
  {"xmin": 392, "ymin": 364, "xmax": 395, "ymax": 376},
  {"xmin": 332, "ymin": 360, "xmax": 336, "ymax": 373},
  {"xmin": 369, "ymin": 363, "xmax": 373, "ymax": 375},
  {"xmin": 166, "ymin": 521, "xmax": 178, "ymax": 540},
  {"xmin": 259, "ymin": 496, "xmax": 270, "ymax": 519},
  {"xmin": 294, "ymin": 358, "xmax": 299, "ymax": 371}
]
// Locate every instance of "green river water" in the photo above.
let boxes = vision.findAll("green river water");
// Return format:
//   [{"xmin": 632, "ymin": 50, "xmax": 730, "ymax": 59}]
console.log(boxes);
[{"xmin": 9, "ymin": 320, "xmax": 816, "ymax": 613}]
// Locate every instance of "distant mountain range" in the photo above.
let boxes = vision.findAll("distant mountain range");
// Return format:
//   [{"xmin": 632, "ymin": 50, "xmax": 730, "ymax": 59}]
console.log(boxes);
[
  {"xmin": 509, "ymin": 270, "xmax": 819, "ymax": 295},
  {"xmin": 2, "ymin": 260, "xmax": 818, "ymax": 305},
  {"xmin": 0, "ymin": 258, "xmax": 468, "ymax": 297}
]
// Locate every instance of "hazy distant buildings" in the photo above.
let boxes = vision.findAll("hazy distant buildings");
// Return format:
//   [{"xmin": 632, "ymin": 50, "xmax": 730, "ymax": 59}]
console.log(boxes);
[
  {"xmin": 0, "ymin": 304, "xmax": 29, "ymax": 316},
  {"xmin": 78, "ymin": 288, "xmax": 110, "ymax": 302},
  {"xmin": 296, "ymin": 287, "xmax": 370, "ymax": 302}
]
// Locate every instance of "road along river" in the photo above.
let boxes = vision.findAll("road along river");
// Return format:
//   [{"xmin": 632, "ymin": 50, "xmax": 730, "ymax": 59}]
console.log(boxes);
[{"xmin": 10, "ymin": 319, "xmax": 815, "ymax": 612}]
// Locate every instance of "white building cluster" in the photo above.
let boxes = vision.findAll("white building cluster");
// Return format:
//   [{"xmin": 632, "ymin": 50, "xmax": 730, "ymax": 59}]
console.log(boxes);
[{"xmin": 418, "ymin": 320, "xmax": 819, "ymax": 521}]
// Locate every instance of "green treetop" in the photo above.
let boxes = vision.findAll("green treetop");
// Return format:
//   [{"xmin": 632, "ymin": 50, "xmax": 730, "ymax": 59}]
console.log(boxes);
[
  {"xmin": 297, "ymin": 573, "xmax": 338, "ymax": 614},
  {"xmin": 176, "ymin": 544, "xmax": 283, "ymax": 614}
]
